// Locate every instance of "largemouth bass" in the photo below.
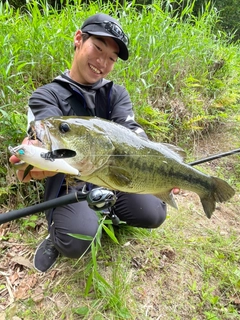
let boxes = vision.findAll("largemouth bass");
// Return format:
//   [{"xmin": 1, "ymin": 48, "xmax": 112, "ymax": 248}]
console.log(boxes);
[{"xmin": 10, "ymin": 116, "xmax": 235, "ymax": 218}]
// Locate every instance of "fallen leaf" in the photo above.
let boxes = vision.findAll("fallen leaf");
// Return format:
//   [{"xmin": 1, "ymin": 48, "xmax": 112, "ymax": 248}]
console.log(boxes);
[
  {"xmin": 14, "ymin": 285, "xmax": 30, "ymax": 300},
  {"xmin": 11, "ymin": 256, "xmax": 33, "ymax": 269},
  {"xmin": 14, "ymin": 274, "xmax": 38, "ymax": 300},
  {"xmin": 9, "ymin": 272, "xmax": 19, "ymax": 285},
  {"xmin": 32, "ymin": 287, "xmax": 44, "ymax": 303}
]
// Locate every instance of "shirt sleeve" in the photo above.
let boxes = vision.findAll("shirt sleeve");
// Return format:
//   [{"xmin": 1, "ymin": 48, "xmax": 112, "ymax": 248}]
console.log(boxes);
[
  {"xmin": 28, "ymin": 84, "xmax": 70, "ymax": 121},
  {"xmin": 110, "ymin": 84, "xmax": 148, "ymax": 139}
]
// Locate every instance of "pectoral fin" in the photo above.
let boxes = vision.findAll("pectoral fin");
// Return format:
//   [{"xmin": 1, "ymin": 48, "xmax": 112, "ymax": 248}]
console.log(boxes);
[
  {"xmin": 108, "ymin": 166, "xmax": 133, "ymax": 188},
  {"xmin": 154, "ymin": 191, "xmax": 178, "ymax": 209}
]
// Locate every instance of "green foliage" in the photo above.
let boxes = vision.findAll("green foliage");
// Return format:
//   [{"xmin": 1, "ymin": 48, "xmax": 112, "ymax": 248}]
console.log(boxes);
[
  {"xmin": 68, "ymin": 215, "xmax": 135, "ymax": 319},
  {"xmin": 20, "ymin": 214, "xmax": 39, "ymax": 229},
  {"xmin": 123, "ymin": 1, "xmax": 240, "ymax": 141}
]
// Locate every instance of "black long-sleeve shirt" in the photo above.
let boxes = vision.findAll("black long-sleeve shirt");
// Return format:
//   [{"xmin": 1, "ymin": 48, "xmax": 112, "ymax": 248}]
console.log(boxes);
[{"xmin": 28, "ymin": 70, "xmax": 147, "ymax": 138}]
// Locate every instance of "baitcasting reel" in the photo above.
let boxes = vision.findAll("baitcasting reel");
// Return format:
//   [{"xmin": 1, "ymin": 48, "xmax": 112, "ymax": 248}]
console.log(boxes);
[{"xmin": 86, "ymin": 187, "xmax": 117, "ymax": 210}]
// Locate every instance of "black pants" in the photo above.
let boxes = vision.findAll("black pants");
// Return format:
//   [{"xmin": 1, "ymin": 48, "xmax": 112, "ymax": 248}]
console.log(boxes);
[{"xmin": 45, "ymin": 179, "xmax": 167, "ymax": 259}]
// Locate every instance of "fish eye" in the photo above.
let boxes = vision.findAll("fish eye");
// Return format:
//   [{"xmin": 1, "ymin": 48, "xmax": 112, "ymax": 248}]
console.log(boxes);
[{"xmin": 59, "ymin": 122, "xmax": 70, "ymax": 133}]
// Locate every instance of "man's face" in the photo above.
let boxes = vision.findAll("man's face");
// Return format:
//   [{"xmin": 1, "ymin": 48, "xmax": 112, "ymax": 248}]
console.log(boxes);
[{"xmin": 70, "ymin": 31, "xmax": 119, "ymax": 85}]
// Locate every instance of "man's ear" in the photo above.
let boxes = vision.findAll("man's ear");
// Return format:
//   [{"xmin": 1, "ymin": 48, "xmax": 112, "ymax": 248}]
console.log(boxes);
[{"xmin": 73, "ymin": 30, "xmax": 83, "ymax": 49}]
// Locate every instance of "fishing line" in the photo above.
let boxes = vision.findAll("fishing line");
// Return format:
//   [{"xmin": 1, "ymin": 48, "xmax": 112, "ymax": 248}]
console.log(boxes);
[{"xmin": 39, "ymin": 148, "xmax": 240, "ymax": 167}]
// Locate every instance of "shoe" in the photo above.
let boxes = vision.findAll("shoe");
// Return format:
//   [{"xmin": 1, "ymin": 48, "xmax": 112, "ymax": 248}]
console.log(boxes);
[{"xmin": 33, "ymin": 234, "xmax": 59, "ymax": 272}]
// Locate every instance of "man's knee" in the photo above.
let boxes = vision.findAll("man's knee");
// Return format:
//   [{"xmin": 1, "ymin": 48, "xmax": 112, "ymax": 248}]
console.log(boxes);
[
  {"xmin": 49, "ymin": 200, "xmax": 100, "ymax": 258},
  {"xmin": 114, "ymin": 192, "xmax": 167, "ymax": 228},
  {"xmin": 134, "ymin": 204, "xmax": 167, "ymax": 228},
  {"xmin": 148, "ymin": 205, "xmax": 167, "ymax": 228},
  {"xmin": 50, "ymin": 215, "xmax": 99, "ymax": 258}
]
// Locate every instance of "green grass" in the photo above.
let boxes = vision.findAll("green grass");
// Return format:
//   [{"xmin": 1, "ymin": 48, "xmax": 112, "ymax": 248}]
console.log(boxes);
[{"xmin": 1, "ymin": 0, "xmax": 240, "ymax": 319}]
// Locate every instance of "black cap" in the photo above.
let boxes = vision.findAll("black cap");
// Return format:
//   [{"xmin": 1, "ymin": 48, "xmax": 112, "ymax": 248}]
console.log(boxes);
[{"xmin": 81, "ymin": 13, "xmax": 129, "ymax": 61}]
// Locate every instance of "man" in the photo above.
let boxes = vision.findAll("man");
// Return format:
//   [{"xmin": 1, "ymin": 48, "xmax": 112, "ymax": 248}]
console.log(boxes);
[{"xmin": 10, "ymin": 13, "xmax": 175, "ymax": 273}]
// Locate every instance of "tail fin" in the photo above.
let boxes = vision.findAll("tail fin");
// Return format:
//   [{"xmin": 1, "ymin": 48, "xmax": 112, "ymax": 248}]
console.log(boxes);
[{"xmin": 201, "ymin": 177, "xmax": 235, "ymax": 219}]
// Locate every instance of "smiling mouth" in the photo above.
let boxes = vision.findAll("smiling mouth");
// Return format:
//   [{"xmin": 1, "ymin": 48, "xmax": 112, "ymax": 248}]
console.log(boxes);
[{"xmin": 89, "ymin": 64, "xmax": 101, "ymax": 74}]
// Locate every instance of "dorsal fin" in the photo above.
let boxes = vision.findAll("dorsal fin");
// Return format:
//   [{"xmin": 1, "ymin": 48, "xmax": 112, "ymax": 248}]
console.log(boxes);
[{"xmin": 162, "ymin": 143, "xmax": 186, "ymax": 161}]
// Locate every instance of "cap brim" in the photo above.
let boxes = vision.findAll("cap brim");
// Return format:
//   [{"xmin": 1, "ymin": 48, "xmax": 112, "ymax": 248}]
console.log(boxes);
[{"xmin": 81, "ymin": 26, "xmax": 129, "ymax": 61}]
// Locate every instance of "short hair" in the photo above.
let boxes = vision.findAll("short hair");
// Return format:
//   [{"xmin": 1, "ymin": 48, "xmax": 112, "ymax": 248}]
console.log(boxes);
[{"xmin": 74, "ymin": 32, "xmax": 91, "ymax": 50}]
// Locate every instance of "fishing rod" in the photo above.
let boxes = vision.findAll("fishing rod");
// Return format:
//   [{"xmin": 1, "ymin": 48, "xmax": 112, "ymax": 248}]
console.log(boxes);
[
  {"xmin": 188, "ymin": 148, "xmax": 240, "ymax": 166},
  {"xmin": 1, "ymin": 147, "xmax": 239, "ymax": 225},
  {"xmin": 0, "ymin": 188, "xmax": 117, "ymax": 225}
]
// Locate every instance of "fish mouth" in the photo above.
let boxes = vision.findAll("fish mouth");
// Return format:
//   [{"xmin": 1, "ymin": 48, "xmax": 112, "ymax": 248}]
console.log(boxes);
[{"xmin": 28, "ymin": 120, "xmax": 76, "ymax": 160}]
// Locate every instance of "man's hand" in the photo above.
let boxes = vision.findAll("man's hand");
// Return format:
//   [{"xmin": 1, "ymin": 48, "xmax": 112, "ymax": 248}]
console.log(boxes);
[
  {"xmin": 9, "ymin": 137, "xmax": 57, "ymax": 182},
  {"xmin": 172, "ymin": 188, "xmax": 180, "ymax": 194}
]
